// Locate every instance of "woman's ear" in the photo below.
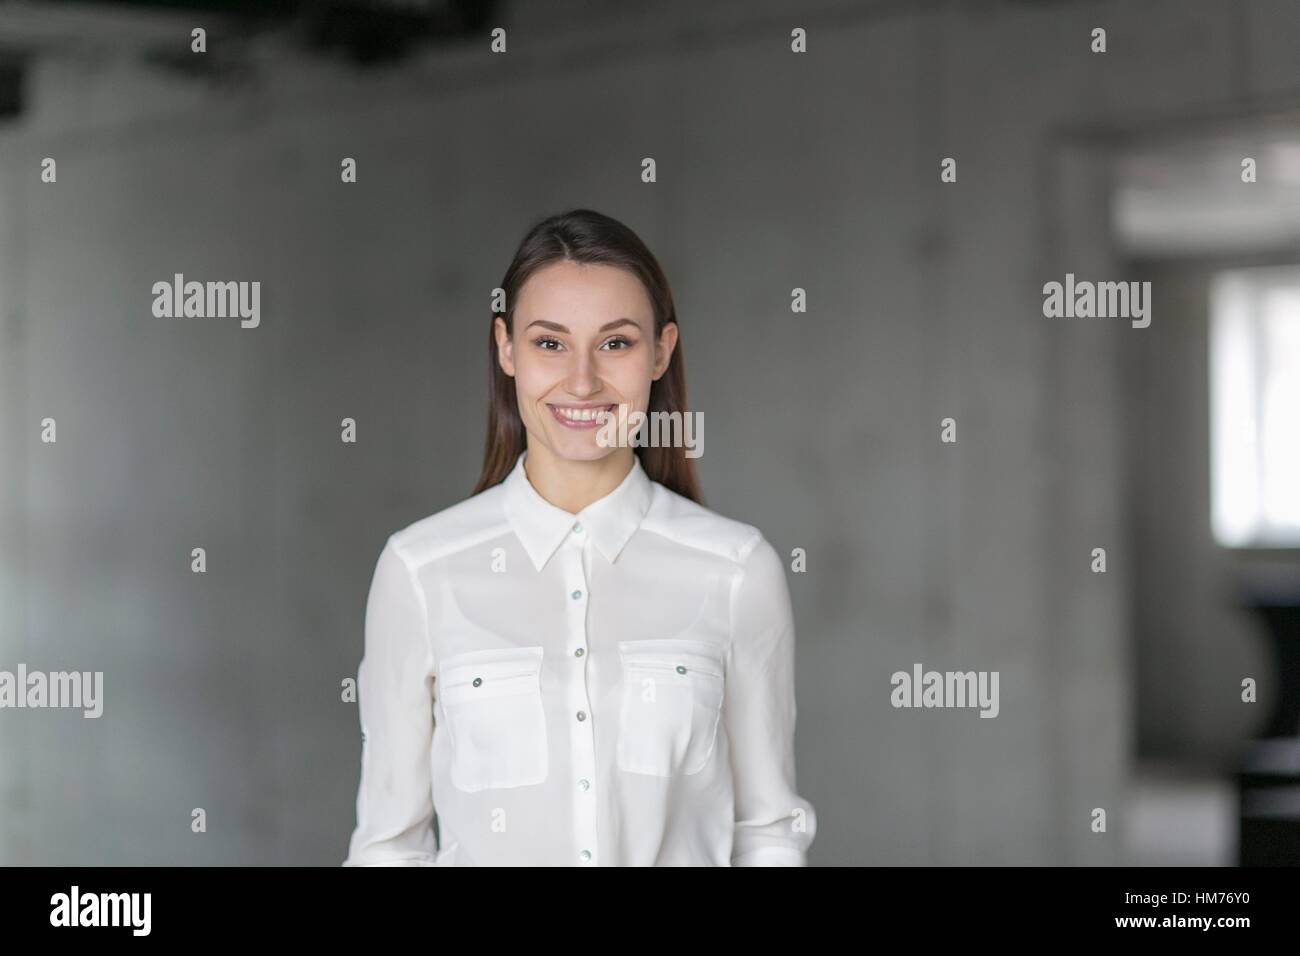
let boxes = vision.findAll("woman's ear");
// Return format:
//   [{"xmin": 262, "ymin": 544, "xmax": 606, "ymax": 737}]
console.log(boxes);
[
  {"xmin": 652, "ymin": 321, "xmax": 678, "ymax": 380},
  {"xmin": 494, "ymin": 316, "xmax": 516, "ymax": 377}
]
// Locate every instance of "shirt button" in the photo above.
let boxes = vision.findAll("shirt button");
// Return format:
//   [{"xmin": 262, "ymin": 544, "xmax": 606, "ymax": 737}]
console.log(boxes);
[
  {"xmin": 573, "ymin": 521, "xmax": 584, "ymax": 533},
  {"xmin": 571, "ymin": 589, "xmax": 583, "ymax": 600},
  {"xmin": 579, "ymin": 850, "xmax": 592, "ymax": 862},
  {"xmin": 473, "ymin": 677, "xmax": 483, "ymax": 686},
  {"xmin": 578, "ymin": 778, "xmax": 590, "ymax": 791},
  {"xmin": 576, "ymin": 710, "xmax": 587, "ymax": 721},
  {"xmin": 574, "ymin": 647, "xmax": 585, "ymax": 657},
  {"xmin": 675, "ymin": 665, "xmax": 687, "ymax": 674}
]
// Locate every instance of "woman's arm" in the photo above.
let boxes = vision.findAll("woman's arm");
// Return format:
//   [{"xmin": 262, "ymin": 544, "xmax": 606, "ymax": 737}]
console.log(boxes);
[
  {"xmin": 724, "ymin": 531, "xmax": 818, "ymax": 866},
  {"xmin": 343, "ymin": 536, "xmax": 438, "ymax": 866}
]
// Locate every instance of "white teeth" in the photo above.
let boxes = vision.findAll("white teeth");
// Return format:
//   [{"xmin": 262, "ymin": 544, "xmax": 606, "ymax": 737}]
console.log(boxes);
[{"xmin": 554, "ymin": 405, "xmax": 612, "ymax": 422}]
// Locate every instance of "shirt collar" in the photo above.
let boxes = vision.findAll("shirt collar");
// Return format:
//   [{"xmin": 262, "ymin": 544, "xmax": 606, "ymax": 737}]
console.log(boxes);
[{"xmin": 502, "ymin": 449, "xmax": 654, "ymax": 572}]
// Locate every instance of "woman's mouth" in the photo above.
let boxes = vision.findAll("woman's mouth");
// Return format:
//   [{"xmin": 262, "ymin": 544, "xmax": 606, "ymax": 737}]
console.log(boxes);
[{"xmin": 548, "ymin": 403, "xmax": 616, "ymax": 429}]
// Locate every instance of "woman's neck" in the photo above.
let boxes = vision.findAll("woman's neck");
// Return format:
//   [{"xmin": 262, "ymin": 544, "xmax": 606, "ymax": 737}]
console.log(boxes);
[{"xmin": 522, "ymin": 444, "xmax": 636, "ymax": 515}]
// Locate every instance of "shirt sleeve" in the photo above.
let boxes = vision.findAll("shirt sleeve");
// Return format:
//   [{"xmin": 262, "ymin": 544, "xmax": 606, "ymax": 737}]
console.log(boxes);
[
  {"xmin": 724, "ymin": 531, "xmax": 817, "ymax": 866},
  {"xmin": 343, "ymin": 535, "xmax": 439, "ymax": 866}
]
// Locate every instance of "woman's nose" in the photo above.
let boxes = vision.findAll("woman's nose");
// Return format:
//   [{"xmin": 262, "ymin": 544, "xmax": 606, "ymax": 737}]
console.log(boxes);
[{"xmin": 565, "ymin": 351, "xmax": 601, "ymax": 395}]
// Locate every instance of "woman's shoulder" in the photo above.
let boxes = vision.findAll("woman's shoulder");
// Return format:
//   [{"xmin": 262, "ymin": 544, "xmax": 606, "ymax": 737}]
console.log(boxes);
[
  {"xmin": 382, "ymin": 481, "xmax": 511, "ymax": 569},
  {"xmin": 643, "ymin": 480, "xmax": 770, "ymax": 568}
]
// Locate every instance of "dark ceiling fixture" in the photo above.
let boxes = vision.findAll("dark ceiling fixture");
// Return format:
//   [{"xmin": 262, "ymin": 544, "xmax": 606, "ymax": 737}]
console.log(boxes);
[{"xmin": 15, "ymin": 0, "xmax": 500, "ymax": 65}]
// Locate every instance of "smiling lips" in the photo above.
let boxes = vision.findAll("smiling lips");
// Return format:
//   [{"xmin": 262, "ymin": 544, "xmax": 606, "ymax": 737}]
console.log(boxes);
[{"xmin": 549, "ymin": 403, "xmax": 616, "ymax": 429}]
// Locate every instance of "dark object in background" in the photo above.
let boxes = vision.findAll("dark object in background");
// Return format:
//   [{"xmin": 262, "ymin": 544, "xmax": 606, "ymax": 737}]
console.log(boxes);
[
  {"xmin": 1237, "ymin": 738, "xmax": 1300, "ymax": 866},
  {"xmin": 1237, "ymin": 592, "xmax": 1300, "ymax": 866},
  {"xmin": 0, "ymin": 54, "xmax": 23, "ymax": 120}
]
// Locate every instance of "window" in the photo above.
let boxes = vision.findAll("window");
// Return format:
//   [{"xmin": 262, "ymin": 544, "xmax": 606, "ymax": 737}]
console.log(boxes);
[{"xmin": 1210, "ymin": 265, "xmax": 1300, "ymax": 547}]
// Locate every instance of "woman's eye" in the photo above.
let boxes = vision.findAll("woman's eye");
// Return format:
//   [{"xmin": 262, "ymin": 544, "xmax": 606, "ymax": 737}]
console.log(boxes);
[{"xmin": 533, "ymin": 335, "xmax": 632, "ymax": 352}]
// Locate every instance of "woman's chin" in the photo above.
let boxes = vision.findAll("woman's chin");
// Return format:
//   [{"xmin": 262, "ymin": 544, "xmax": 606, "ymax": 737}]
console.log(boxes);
[{"xmin": 548, "ymin": 433, "xmax": 623, "ymax": 462}]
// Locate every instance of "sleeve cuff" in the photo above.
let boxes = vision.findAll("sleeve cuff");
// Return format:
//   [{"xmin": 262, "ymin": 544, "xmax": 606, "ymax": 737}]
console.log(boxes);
[
  {"xmin": 343, "ymin": 855, "xmax": 438, "ymax": 867},
  {"xmin": 731, "ymin": 845, "xmax": 807, "ymax": 867}
]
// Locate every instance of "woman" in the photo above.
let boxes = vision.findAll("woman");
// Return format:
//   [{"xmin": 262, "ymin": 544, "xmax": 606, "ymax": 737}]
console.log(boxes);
[{"xmin": 343, "ymin": 208, "xmax": 816, "ymax": 866}]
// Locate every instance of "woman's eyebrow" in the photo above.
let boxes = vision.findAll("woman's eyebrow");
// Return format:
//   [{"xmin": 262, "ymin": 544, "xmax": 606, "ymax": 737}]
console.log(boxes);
[{"xmin": 523, "ymin": 317, "xmax": 642, "ymax": 333}]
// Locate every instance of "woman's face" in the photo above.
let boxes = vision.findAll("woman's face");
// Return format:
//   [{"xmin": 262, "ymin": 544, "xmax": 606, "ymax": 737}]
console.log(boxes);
[{"xmin": 495, "ymin": 259, "xmax": 677, "ymax": 464}]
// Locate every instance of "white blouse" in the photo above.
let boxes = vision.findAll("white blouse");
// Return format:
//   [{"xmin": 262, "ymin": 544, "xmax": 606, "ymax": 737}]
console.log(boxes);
[{"xmin": 343, "ymin": 449, "xmax": 816, "ymax": 866}]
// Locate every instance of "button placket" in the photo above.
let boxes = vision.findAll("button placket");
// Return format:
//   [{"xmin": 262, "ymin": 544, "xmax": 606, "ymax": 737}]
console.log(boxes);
[{"xmin": 563, "ymin": 531, "xmax": 598, "ymax": 865}]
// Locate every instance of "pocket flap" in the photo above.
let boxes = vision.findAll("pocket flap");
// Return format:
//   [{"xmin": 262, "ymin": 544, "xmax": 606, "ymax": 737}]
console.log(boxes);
[
  {"xmin": 439, "ymin": 646, "xmax": 544, "ymax": 705},
  {"xmin": 618, "ymin": 638, "xmax": 724, "ymax": 679}
]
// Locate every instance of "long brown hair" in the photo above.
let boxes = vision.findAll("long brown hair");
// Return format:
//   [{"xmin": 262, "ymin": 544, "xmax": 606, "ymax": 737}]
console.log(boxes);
[{"xmin": 471, "ymin": 208, "xmax": 703, "ymax": 504}]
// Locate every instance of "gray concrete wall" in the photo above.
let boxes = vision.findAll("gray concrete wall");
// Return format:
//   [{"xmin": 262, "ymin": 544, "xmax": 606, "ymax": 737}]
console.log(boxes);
[{"xmin": 1, "ymin": 0, "xmax": 1297, "ymax": 864}]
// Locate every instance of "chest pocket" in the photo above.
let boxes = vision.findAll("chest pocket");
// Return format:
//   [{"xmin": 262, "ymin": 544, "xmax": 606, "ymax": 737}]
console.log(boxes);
[
  {"xmin": 438, "ymin": 646, "xmax": 548, "ymax": 792},
  {"xmin": 617, "ymin": 638, "xmax": 725, "ymax": 777}
]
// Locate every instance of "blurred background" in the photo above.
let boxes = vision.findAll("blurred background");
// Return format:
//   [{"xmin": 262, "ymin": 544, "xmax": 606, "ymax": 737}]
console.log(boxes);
[{"xmin": 1, "ymin": 0, "xmax": 1298, "ymax": 866}]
